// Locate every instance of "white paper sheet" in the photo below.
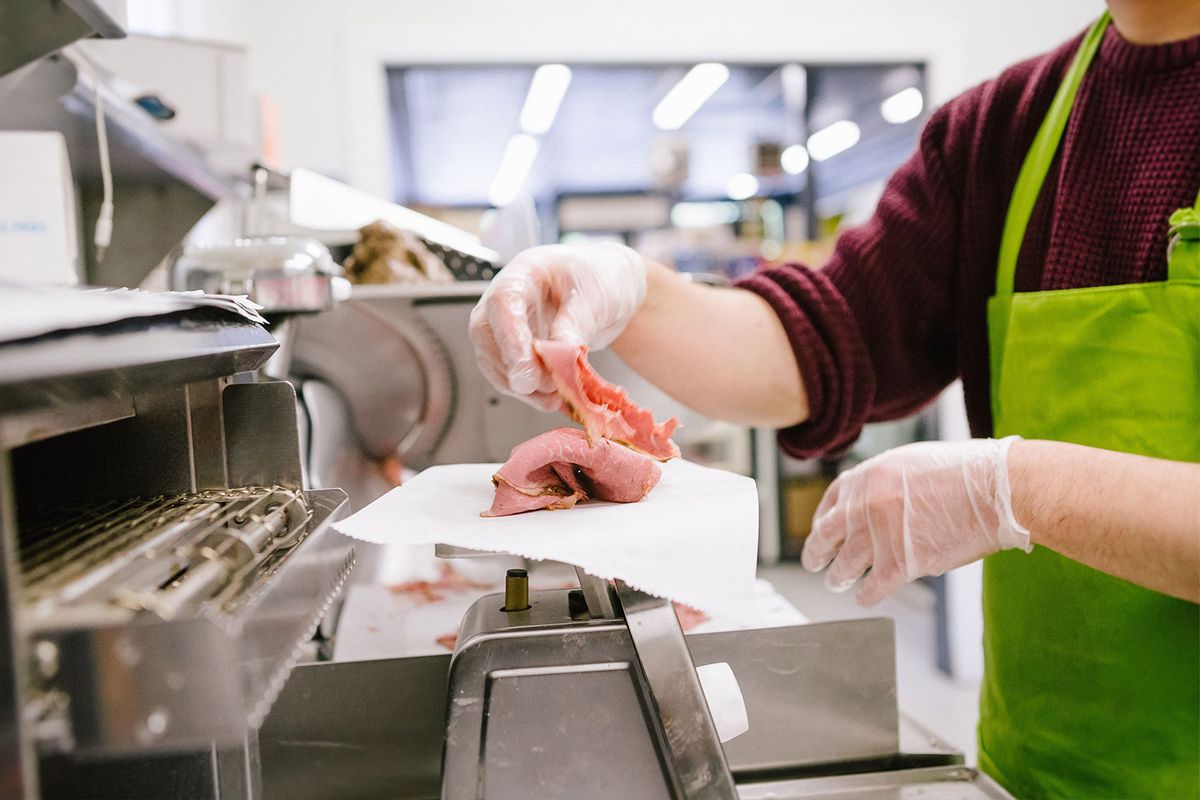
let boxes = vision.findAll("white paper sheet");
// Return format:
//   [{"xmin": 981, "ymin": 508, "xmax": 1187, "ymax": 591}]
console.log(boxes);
[
  {"xmin": 0, "ymin": 284, "xmax": 266, "ymax": 343},
  {"xmin": 332, "ymin": 459, "xmax": 761, "ymax": 618}
]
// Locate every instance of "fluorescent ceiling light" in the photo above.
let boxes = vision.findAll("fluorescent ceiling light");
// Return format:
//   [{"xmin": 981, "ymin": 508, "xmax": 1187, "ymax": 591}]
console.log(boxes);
[
  {"xmin": 671, "ymin": 201, "xmax": 740, "ymax": 228},
  {"xmin": 781, "ymin": 144, "xmax": 809, "ymax": 175},
  {"xmin": 780, "ymin": 63, "xmax": 807, "ymax": 110},
  {"xmin": 881, "ymin": 87, "xmax": 923, "ymax": 124},
  {"xmin": 653, "ymin": 63, "xmax": 730, "ymax": 131},
  {"xmin": 725, "ymin": 173, "xmax": 759, "ymax": 200},
  {"xmin": 488, "ymin": 134, "xmax": 540, "ymax": 208},
  {"xmin": 520, "ymin": 64, "xmax": 573, "ymax": 135},
  {"xmin": 807, "ymin": 120, "xmax": 860, "ymax": 162}
]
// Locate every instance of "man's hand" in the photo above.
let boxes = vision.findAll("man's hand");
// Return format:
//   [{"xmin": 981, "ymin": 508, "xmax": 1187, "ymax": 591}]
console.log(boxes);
[
  {"xmin": 802, "ymin": 437, "xmax": 1031, "ymax": 606},
  {"xmin": 469, "ymin": 243, "xmax": 646, "ymax": 411}
]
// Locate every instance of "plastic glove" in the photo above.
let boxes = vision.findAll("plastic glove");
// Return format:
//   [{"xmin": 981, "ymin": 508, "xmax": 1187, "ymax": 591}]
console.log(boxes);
[
  {"xmin": 802, "ymin": 437, "xmax": 1031, "ymax": 607},
  {"xmin": 469, "ymin": 243, "xmax": 646, "ymax": 411}
]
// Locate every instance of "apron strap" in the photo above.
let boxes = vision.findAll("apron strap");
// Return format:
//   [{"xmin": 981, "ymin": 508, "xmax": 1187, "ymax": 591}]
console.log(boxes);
[{"xmin": 995, "ymin": 13, "xmax": 1110, "ymax": 297}]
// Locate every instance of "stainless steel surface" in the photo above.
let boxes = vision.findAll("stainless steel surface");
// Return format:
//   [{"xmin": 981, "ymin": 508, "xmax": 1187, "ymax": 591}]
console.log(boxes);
[
  {"xmin": 686, "ymin": 620, "xmax": 901, "ymax": 774},
  {"xmin": 261, "ymin": 318, "xmax": 295, "ymax": 381},
  {"xmin": 614, "ymin": 580, "xmax": 737, "ymax": 799},
  {"xmin": 256, "ymin": 580, "xmax": 1006, "ymax": 800},
  {"xmin": 0, "ymin": 452, "xmax": 35, "ymax": 798},
  {"xmin": 0, "ymin": 313, "xmax": 277, "ymax": 415},
  {"xmin": 442, "ymin": 589, "xmax": 674, "ymax": 800},
  {"xmin": 15, "ymin": 384, "xmax": 206, "ymax": 507},
  {"xmin": 438, "ymin": 589, "xmax": 979, "ymax": 800},
  {"xmin": 0, "ymin": 0, "xmax": 125, "ymax": 79},
  {"xmin": 0, "ymin": 309, "xmax": 355, "ymax": 798},
  {"xmin": 259, "ymin": 655, "xmax": 451, "ymax": 800},
  {"xmin": 186, "ymin": 379, "xmax": 229, "ymax": 490},
  {"xmin": 736, "ymin": 765, "xmax": 1011, "ymax": 799},
  {"xmin": 291, "ymin": 296, "xmax": 456, "ymax": 469},
  {"xmin": 1, "ymin": 47, "xmax": 236, "ymax": 285},
  {"xmin": 169, "ymin": 237, "xmax": 341, "ymax": 315},
  {"xmin": 898, "ymin": 712, "xmax": 962, "ymax": 764},
  {"xmin": 223, "ymin": 381, "xmax": 304, "ymax": 489},
  {"xmin": 0, "ymin": 390, "xmax": 134, "ymax": 450},
  {"xmin": 1, "ymin": 49, "xmax": 230, "ymax": 199},
  {"xmin": 300, "ymin": 379, "xmax": 394, "ymax": 514}
]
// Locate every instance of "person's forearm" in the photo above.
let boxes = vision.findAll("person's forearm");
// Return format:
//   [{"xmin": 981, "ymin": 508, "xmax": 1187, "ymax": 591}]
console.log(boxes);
[
  {"xmin": 612, "ymin": 258, "xmax": 808, "ymax": 427},
  {"xmin": 1009, "ymin": 439, "xmax": 1200, "ymax": 603}
]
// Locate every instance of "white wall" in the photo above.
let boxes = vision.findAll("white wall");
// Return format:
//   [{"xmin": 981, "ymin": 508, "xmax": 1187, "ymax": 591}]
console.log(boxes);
[{"xmin": 128, "ymin": 0, "xmax": 1103, "ymax": 198}]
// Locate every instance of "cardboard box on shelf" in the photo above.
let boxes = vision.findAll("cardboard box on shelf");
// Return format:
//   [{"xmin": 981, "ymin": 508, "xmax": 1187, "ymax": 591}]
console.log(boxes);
[{"xmin": 780, "ymin": 474, "xmax": 834, "ymax": 560}]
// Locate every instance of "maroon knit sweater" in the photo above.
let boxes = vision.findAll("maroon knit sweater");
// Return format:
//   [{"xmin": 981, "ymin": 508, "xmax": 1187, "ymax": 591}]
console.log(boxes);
[{"xmin": 738, "ymin": 24, "xmax": 1200, "ymax": 459}]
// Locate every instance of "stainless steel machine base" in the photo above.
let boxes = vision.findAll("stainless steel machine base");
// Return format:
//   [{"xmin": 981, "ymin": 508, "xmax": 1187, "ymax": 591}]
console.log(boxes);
[{"xmin": 260, "ymin": 582, "xmax": 1012, "ymax": 800}]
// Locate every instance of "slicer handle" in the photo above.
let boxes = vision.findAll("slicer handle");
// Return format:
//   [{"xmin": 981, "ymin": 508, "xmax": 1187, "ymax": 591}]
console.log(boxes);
[{"xmin": 574, "ymin": 566, "xmax": 617, "ymax": 619}]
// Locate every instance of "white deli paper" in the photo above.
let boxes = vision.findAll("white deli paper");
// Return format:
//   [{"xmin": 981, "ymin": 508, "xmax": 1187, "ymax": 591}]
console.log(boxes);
[{"xmin": 332, "ymin": 459, "xmax": 760, "ymax": 618}]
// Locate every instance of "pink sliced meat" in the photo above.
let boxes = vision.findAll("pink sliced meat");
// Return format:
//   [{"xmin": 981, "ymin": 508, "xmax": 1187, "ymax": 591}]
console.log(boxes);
[
  {"xmin": 533, "ymin": 340, "xmax": 680, "ymax": 461},
  {"xmin": 484, "ymin": 427, "xmax": 662, "ymax": 517}
]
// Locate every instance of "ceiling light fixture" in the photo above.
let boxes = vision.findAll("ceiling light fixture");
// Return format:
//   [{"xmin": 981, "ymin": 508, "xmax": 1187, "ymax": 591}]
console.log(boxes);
[
  {"xmin": 671, "ymin": 201, "xmax": 741, "ymax": 228},
  {"xmin": 488, "ymin": 133, "xmax": 540, "ymax": 208},
  {"xmin": 881, "ymin": 87, "xmax": 923, "ymax": 124},
  {"xmin": 781, "ymin": 144, "xmax": 810, "ymax": 175},
  {"xmin": 520, "ymin": 64, "xmax": 573, "ymax": 135},
  {"xmin": 725, "ymin": 172, "xmax": 759, "ymax": 200},
  {"xmin": 806, "ymin": 120, "xmax": 860, "ymax": 162},
  {"xmin": 653, "ymin": 63, "xmax": 730, "ymax": 131}
]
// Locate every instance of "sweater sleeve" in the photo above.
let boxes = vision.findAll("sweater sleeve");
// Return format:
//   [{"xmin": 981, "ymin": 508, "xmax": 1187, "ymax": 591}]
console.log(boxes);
[{"xmin": 737, "ymin": 105, "xmax": 963, "ymax": 459}]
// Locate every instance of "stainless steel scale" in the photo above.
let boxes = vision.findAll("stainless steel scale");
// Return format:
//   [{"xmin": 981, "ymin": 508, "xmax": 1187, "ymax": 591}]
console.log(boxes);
[{"xmin": 262, "ymin": 558, "xmax": 1013, "ymax": 800}]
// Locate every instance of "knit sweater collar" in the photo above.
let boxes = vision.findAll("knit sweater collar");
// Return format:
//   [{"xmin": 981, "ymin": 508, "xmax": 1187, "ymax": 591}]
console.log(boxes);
[{"xmin": 1099, "ymin": 23, "xmax": 1200, "ymax": 74}]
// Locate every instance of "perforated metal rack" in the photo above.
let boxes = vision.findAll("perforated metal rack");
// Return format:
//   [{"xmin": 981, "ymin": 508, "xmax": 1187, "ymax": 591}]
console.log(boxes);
[{"xmin": 21, "ymin": 486, "xmax": 315, "ymax": 620}]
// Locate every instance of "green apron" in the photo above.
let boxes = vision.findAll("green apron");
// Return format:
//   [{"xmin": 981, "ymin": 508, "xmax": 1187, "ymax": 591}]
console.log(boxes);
[{"xmin": 982, "ymin": 13, "xmax": 1200, "ymax": 798}]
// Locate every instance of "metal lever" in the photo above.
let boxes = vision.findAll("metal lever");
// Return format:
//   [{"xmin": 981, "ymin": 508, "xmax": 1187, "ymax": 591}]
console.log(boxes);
[
  {"xmin": 574, "ymin": 566, "xmax": 616, "ymax": 619},
  {"xmin": 614, "ymin": 580, "xmax": 737, "ymax": 800}
]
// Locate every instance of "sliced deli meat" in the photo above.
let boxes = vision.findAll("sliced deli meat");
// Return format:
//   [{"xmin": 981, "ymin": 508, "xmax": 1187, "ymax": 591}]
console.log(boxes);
[
  {"xmin": 484, "ymin": 427, "xmax": 661, "ymax": 517},
  {"xmin": 533, "ymin": 339, "xmax": 680, "ymax": 461}
]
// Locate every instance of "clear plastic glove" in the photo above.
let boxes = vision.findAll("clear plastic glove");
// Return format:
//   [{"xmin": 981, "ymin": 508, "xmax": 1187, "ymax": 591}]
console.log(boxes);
[
  {"xmin": 802, "ymin": 437, "xmax": 1031, "ymax": 607},
  {"xmin": 469, "ymin": 243, "xmax": 646, "ymax": 411}
]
